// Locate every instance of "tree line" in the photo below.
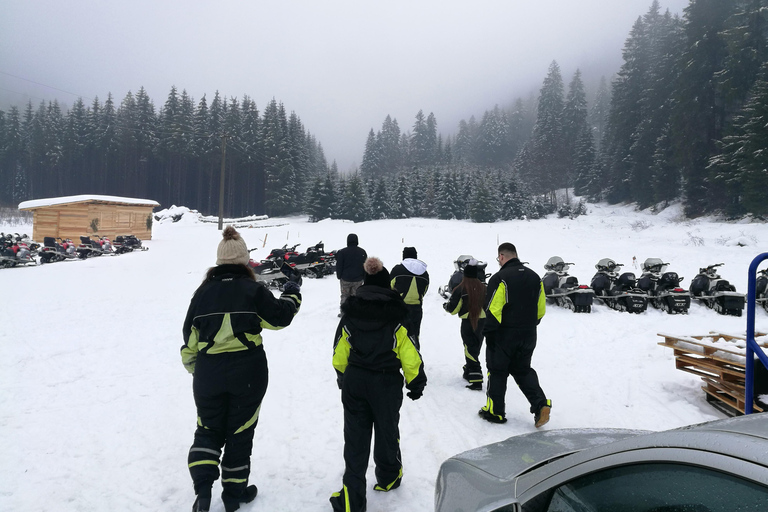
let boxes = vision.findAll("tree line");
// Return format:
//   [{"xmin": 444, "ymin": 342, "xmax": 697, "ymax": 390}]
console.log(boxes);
[
  {"xmin": 0, "ymin": 88, "xmax": 331, "ymax": 217},
  {"xmin": 2, "ymin": 0, "xmax": 766, "ymax": 222},
  {"xmin": 358, "ymin": 0, "xmax": 768, "ymax": 219}
]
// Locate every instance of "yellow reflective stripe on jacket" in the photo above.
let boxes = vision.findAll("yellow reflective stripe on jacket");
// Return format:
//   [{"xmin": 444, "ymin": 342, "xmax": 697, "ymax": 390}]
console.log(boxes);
[
  {"xmin": 205, "ymin": 313, "xmax": 250, "ymax": 354},
  {"xmin": 448, "ymin": 298, "xmax": 463, "ymax": 315},
  {"xmin": 403, "ymin": 278, "xmax": 421, "ymax": 305},
  {"xmin": 332, "ymin": 327, "xmax": 352, "ymax": 374},
  {"xmin": 537, "ymin": 281, "xmax": 546, "ymax": 320},
  {"xmin": 488, "ymin": 281, "xmax": 508, "ymax": 324},
  {"xmin": 393, "ymin": 326, "xmax": 422, "ymax": 384},
  {"xmin": 181, "ymin": 326, "xmax": 199, "ymax": 374}
]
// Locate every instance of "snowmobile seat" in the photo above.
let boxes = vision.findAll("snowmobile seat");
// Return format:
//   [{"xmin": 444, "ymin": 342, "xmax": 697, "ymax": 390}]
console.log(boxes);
[
  {"xmin": 715, "ymin": 280, "xmax": 736, "ymax": 292},
  {"xmin": 44, "ymin": 236, "xmax": 56, "ymax": 247},
  {"xmin": 637, "ymin": 274, "xmax": 654, "ymax": 291},
  {"xmin": 564, "ymin": 276, "xmax": 578, "ymax": 287},
  {"xmin": 80, "ymin": 236, "xmax": 92, "ymax": 244},
  {"xmin": 617, "ymin": 272, "xmax": 637, "ymax": 289},
  {"xmin": 659, "ymin": 272, "xmax": 680, "ymax": 289}
]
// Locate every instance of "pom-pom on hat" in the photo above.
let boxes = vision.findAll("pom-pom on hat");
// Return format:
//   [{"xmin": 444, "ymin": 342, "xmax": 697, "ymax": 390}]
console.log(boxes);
[
  {"xmin": 216, "ymin": 225, "xmax": 250, "ymax": 266},
  {"xmin": 463, "ymin": 258, "xmax": 480, "ymax": 279},
  {"xmin": 402, "ymin": 246, "xmax": 418, "ymax": 259},
  {"xmin": 363, "ymin": 257, "xmax": 391, "ymax": 288}
]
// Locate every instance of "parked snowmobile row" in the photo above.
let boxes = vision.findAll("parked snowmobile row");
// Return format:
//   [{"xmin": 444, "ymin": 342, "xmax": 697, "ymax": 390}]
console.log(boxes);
[
  {"xmin": 439, "ymin": 253, "xmax": 754, "ymax": 317},
  {"xmin": 2, "ymin": 233, "xmax": 149, "ymax": 268}
]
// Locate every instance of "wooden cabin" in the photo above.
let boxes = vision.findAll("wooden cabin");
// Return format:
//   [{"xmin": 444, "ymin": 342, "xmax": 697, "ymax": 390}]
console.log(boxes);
[{"xmin": 18, "ymin": 195, "xmax": 160, "ymax": 242}]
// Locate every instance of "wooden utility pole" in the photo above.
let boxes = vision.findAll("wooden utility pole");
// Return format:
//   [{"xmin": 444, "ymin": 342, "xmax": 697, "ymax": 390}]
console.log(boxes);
[{"xmin": 217, "ymin": 133, "xmax": 228, "ymax": 230}]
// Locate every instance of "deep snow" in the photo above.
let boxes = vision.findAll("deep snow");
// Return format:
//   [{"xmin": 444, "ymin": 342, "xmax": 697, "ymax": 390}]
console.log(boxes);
[{"xmin": 1, "ymin": 202, "xmax": 767, "ymax": 512}]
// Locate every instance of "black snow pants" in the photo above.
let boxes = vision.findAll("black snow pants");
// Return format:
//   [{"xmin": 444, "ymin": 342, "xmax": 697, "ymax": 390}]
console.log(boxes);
[
  {"xmin": 340, "ymin": 365, "xmax": 404, "ymax": 512},
  {"xmin": 403, "ymin": 304, "xmax": 423, "ymax": 347},
  {"xmin": 188, "ymin": 348, "xmax": 268, "ymax": 496},
  {"xmin": 461, "ymin": 318, "xmax": 485, "ymax": 383},
  {"xmin": 485, "ymin": 327, "xmax": 547, "ymax": 417}
]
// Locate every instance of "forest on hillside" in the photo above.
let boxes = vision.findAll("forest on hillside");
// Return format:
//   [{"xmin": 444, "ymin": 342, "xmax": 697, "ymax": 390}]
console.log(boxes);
[{"xmin": 1, "ymin": 0, "xmax": 766, "ymax": 222}]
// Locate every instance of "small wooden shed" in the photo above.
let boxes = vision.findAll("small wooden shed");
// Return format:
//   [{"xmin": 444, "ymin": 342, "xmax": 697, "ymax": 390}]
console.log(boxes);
[{"xmin": 18, "ymin": 194, "xmax": 160, "ymax": 242}]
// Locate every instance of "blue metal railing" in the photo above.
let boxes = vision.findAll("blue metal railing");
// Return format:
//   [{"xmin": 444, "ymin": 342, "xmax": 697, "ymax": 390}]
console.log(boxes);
[{"xmin": 745, "ymin": 253, "xmax": 768, "ymax": 414}]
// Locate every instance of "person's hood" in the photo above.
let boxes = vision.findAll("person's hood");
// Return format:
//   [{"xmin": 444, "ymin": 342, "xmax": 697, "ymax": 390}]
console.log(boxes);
[
  {"xmin": 402, "ymin": 258, "xmax": 427, "ymax": 275},
  {"xmin": 341, "ymin": 286, "xmax": 407, "ymax": 330},
  {"xmin": 346, "ymin": 233, "xmax": 359, "ymax": 247}
]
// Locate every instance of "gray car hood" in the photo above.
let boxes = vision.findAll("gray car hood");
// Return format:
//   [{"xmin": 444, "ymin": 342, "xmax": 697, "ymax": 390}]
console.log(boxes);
[{"xmin": 446, "ymin": 428, "xmax": 649, "ymax": 481}]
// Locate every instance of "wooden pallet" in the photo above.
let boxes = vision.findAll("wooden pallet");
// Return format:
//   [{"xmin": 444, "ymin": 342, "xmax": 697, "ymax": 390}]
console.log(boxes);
[{"xmin": 658, "ymin": 332, "xmax": 768, "ymax": 416}]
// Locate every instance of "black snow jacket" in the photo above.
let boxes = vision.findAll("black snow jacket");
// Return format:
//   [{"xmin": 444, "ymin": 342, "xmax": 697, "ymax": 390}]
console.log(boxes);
[
  {"xmin": 484, "ymin": 258, "xmax": 545, "ymax": 333},
  {"xmin": 332, "ymin": 285, "xmax": 426, "ymax": 393},
  {"xmin": 390, "ymin": 259, "xmax": 430, "ymax": 306},
  {"xmin": 335, "ymin": 234, "xmax": 367, "ymax": 282},
  {"xmin": 181, "ymin": 264, "xmax": 301, "ymax": 373}
]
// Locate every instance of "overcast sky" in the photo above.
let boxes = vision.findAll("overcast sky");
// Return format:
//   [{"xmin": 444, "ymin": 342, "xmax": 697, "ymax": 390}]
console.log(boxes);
[{"xmin": 1, "ymin": 0, "xmax": 690, "ymax": 171}]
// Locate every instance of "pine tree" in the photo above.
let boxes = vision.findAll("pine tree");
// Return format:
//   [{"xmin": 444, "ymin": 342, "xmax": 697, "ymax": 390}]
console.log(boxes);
[
  {"xmin": 530, "ymin": 61, "xmax": 567, "ymax": 201},
  {"xmin": 563, "ymin": 70, "xmax": 589, "ymax": 188},
  {"xmin": 391, "ymin": 173, "xmax": 412, "ymax": 219},
  {"xmin": 341, "ymin": 174, "xmax": 370, "ymax": 222}
]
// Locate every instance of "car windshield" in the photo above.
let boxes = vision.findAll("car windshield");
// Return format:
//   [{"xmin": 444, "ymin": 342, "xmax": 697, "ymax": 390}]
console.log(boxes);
[{"xmin": 521, "ymin": 463, "xmax": 768, "ymax": 512}]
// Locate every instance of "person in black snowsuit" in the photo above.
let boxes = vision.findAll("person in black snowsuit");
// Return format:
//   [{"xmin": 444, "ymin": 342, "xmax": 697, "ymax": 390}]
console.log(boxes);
[
  {"xmin": 330, "ymin": 257, "xmax": 427, "ymax": 512},
  {"xmin": 389, "ymin": 246, "xmax": 429, "ymax": 346},
  {"xmin": 335, "ymin": 233, "xmax": 368, "ymax": 315},
  {"xmin": 443, "ymin": 259, "xmax": 486, "ymax": 390},
  {"xmin": 480, "ymin": 242, "xmax": 550, "ymax": 427},
  {"xmin": 181, "ymin": 226, "xmax": 301, "ymax": 512}
]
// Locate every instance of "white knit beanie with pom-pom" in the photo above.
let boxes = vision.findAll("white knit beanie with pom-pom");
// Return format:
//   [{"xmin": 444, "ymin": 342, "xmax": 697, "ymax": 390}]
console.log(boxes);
[{"xmin": 216, "ymin": 225, "xmax": 249, "ymax": 266}]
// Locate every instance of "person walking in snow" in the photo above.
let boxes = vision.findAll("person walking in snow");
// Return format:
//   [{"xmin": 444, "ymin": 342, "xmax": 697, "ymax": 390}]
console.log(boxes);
[
  {"xmin": 181, "ymin": 226, "xmax": 302, "ymax": 512},
  {"xmin": 335, "ymin": 233, "xmax": 367, "ymax": 316},
  {"xmin": 330, "ymin": 257, "xmax": 427, "ymax": 512},
  {"xmin": 479, "ymin": 243, "xmax": 551, "ymax": 427},
  {"xmin": 390, "ymin": 246, "xmax": 429, "ymax": 346},
  {"xmin": 443, "ymin": 259, "xmax": 486, "ymax": 390}
]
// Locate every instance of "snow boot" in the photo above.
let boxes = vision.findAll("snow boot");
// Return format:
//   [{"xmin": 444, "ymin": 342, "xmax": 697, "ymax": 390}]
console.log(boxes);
[
  {"xmin": 221, "ymin": 485, "xmax": 257, "ymax": 512},
  {"xmin": 534, "ymin": 400, "xmax": 552, "ymax": 428},
  {"xmin": 466, "ymin": 382, "xmax": 483, "ymax": 391},
  {"xmin": 373, "ymin": 474, "xmax": 401, "ymax": 492},
  {"xmin": 478, "ymin": 408, "xmax": 507, "ymax": 424},
  {"xmin": 192, "ymin": 488, "xmax": 211, "ymax": 512}
]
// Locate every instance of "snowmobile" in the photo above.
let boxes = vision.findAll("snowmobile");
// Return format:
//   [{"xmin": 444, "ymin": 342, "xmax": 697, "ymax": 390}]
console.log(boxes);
[
  {"xmin": 114, "ymin": 234, "xmax": 148, "ymax": 253},
  {"xmin": 690, "ymin": 263, "xmax": 745, "ymax": 317},
  {"xmin": 756, "ymin": 268, "xmax": 768, "ymax": 314},
  {"xmin": 39, "ymin": 236, "xmax": 78, "ymax": 263},
  {"xmin": 76, "ymin": 236, "xmax": 105, "ymax": 259},
  {"xmin": 590, "ymin": 258, "xmax": 649, "ymax": 313},
  {"xmin": 541, "ymin": 256, "xmax": 594, "ymax": 313},
  {"xmin": 248, "ymin": 250, "xmax": 303, "ymax": 290},
  {"xmin": 283, "ymin": 243, "xmax": 330, "ymax": 279},
  {"xmin": 636, "ymin": 258, "xmax": 691, "ymax": 314},
  {"xmin": 304, "ymin": 241, "xmax": 336, "ymax": 276},
  {"xmin": 438, "ymin": 255, "xmax": 489, "ymax": 299},
  {"xmin": 0, "ymin": 236, "xmax": 37, "ymax": 268}
]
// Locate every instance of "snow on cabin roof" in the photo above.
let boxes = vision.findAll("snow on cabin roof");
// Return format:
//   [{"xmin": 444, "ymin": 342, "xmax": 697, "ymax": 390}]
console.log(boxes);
[{"xmin": 18, "ymin": 194, "xmax": 160, "ymax": 210}]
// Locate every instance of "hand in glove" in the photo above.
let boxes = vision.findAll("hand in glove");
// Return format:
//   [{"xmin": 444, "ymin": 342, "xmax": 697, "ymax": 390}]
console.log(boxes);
[
  {"xmin": 406, "ymin": 389, "xmax": 422, "ymax": 401},
  {"xmin": 282, "ymin": 281, "xmax": 301, "ymax": 295}
]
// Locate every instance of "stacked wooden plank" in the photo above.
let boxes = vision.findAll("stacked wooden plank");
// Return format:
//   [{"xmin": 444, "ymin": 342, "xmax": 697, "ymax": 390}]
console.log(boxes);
[{"xmin": 658, "ymin": 332, "xmax": 768, "ymax": 416}]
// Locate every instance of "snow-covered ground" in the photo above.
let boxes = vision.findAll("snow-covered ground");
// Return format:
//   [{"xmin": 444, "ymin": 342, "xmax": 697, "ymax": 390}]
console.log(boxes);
[{"xmin": 2, "ymin": 202, "xmax": 767, "ymax": 512}]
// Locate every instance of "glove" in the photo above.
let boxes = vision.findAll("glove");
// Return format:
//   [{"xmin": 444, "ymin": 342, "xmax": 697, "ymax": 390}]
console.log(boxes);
[
  {"xmin": 282, "ymin": 281, "xmax": 301, "ymax": 295},
  {"xmin": 442, "ymin": 302, "xmax": 450, "ymax": 312},
  {"xmin": 336, "ymin": 373, "xmax": 344, "ymax": 390},
  {"xmin": 407, "ymin": 389, "xmax": 422, "ymax": 401}
]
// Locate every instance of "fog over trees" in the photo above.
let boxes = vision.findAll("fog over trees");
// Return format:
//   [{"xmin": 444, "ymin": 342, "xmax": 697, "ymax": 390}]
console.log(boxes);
[{"xmin": 2, "ymin": 0, "xmax": 766, "ymax": 221}]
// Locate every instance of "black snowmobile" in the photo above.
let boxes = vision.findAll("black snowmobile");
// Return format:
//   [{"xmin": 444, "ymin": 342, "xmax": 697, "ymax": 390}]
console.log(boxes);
[
  {"xmin": 690, "ymin": 263, "xmax": 745, "ymax": 317},
  {"xmin": 114, "ymin": 234, "xmax": 149, "ymax": 253},
  {"xmin": 39, "ymin": 236, "xmax": 78, "ymax": 263},
  {"xmin": 590, "ymin": 258, "xmax": 649, "ymax": 313},
  {"xmin": 756, "ymin": 268, "xmax": 768, "ymax": 314},
  {"xmin": 636, "ymin": 258, "xmax": 691, "ymax": 314},
  {"xmin": 284, "ymin": 242, "xmax": 331, "ymax": 278},
  {"xmin": 438, "ymin": 255, "xmax": 488, "ymax": 299},
  {"xmin": 541, "ymin": 256, "xmax": 594, "ymax": 313}
]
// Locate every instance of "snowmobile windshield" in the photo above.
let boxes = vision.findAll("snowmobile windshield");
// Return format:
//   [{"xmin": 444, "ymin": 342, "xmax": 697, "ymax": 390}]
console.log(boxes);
[
  {"xmin": 596, "ymin": 258, "xmax": 617, "ymax": 272},
  {"xmin": 643, "ymin": 258, "xmax": 666, "ymax": 273},
  {"xmin": 545, "ymin": 256, "xmax": 568, "ymax": 271}
]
